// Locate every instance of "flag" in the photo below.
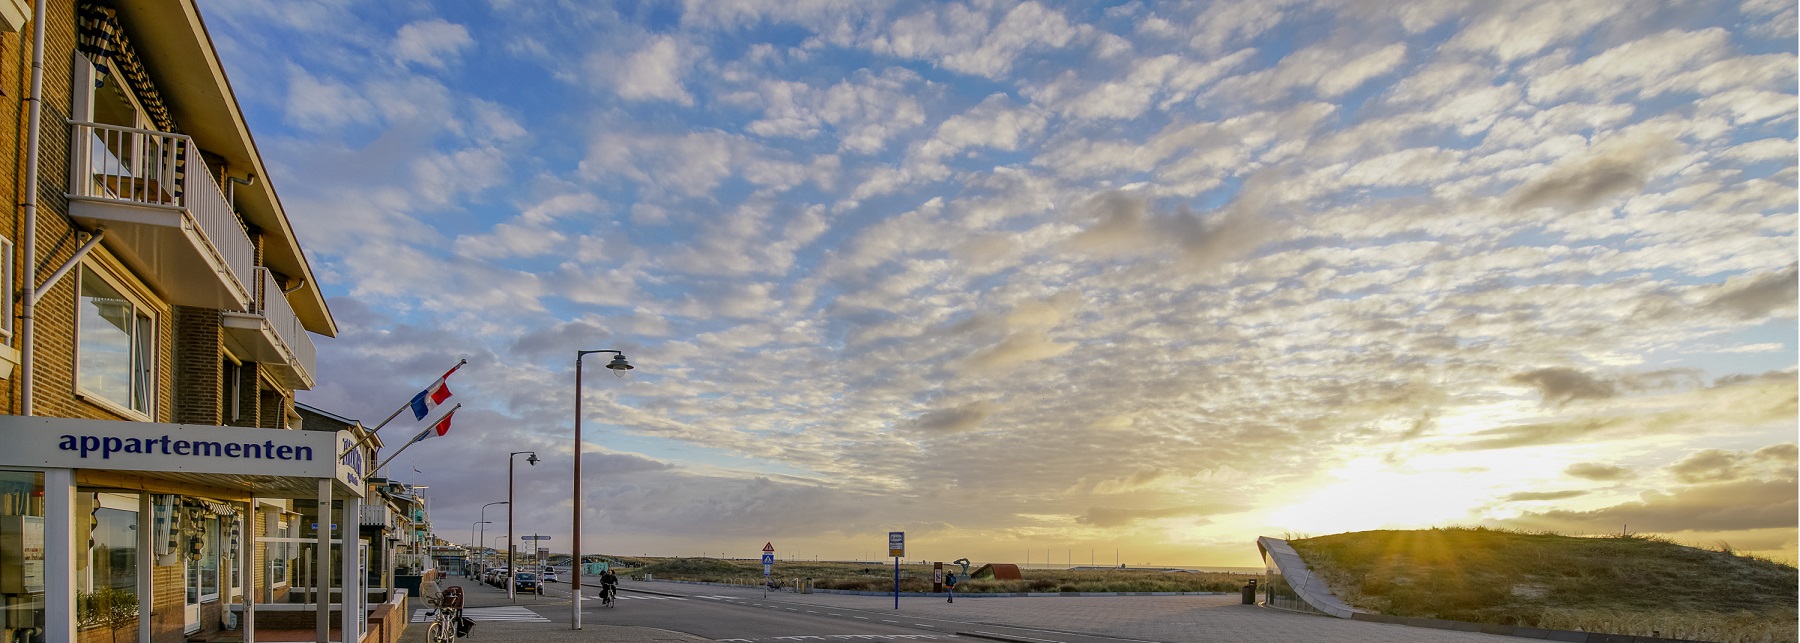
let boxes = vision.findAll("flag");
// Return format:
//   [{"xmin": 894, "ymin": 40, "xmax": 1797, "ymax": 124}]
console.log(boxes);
[
  {"xmin": 409, "ymin": 362, "xmax": 464, "ymax": 420},
  {"xmin": 411, "ymin": 407, "xmax": 458, "ymax": 444}
]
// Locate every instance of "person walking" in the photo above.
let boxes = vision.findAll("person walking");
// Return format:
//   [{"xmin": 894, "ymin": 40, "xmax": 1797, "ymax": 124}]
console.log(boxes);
[{"xmin": 944, "ymin": 571, "xmax": 957, "ymax": 603}]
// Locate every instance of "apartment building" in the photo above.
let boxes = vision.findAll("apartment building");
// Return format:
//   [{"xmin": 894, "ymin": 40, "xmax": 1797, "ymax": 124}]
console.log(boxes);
[{"xmin": 0, "ymin": 1, "xmax": 371, "ymax": 642}]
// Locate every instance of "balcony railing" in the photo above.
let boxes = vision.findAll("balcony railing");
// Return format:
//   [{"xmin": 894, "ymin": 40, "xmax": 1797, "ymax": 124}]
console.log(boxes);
[
  {"xmin": 67, "ymin": 120, "xmax": 254, "ymax": 310},
  {"xmin": 254, "ymin": 266, "xmax": 318, "ymax": 382},
  {"xmin": 361, "ymin": 504, "xmax": 394, "ymax": 528},
  {"xmin": 220, "ymin": 267, "xmax": 318, "ymax": 390}
]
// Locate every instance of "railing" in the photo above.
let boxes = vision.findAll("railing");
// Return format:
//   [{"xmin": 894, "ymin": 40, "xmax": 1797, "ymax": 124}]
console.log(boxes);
[
  {"xmin": 70, "ymin": 121, "xmax": 254, "ymax": 303},
  {"xmin": 360, "ymin": 503, "xmax": 392, "ymax": 527},
  {"xmin": 254, "ymin": 267, "xmax": 318, "ymax": 379}
]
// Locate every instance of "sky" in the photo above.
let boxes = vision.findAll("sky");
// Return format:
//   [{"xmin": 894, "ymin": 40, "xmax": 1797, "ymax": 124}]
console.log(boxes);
[{"xmin": 195, "ymin": 0, "xmax": 1797, "ymax": 568}]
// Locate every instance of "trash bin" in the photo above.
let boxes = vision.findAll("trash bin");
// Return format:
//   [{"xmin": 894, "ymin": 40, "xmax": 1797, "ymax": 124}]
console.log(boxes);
[
  {"xmin": 1241, "ymin": 580, "xmax": 1257, "ymax": 605},
  {"xmin": 800, "ymin": 578, "xmax": 814, "ymax": 594}
]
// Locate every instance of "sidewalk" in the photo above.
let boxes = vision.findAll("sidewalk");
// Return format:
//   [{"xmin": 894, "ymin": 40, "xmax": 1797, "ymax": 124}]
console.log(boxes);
[
  {"xmin": 642, "ymin": 580, "xmax": 1533, "ymax": 643},
  {"xmin": 397, "ymin": 577, "xmax": 709, "ymax": 643},
  {"xmin": 398, "ymin": 576, "xmax": 1535, "ymax": 643}
]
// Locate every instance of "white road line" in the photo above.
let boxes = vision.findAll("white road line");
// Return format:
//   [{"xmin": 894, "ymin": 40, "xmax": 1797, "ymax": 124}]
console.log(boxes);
[
  {"xmin": 915, "ymin": 624, "xmax": 934, "ymax": 627},
  {"xmin": 967, "ymin": 632, "xmax": 1062, "ymax": 643}
]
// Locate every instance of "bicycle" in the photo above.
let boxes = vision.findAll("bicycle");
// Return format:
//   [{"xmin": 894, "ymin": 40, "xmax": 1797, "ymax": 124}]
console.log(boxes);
[
  {"xmin": 427, "ymin": 585, "xmax": 468, "ymax": 642},
  {"xmin": 600, "ymin": 583, "xmax": 617, "ymax": 608}
]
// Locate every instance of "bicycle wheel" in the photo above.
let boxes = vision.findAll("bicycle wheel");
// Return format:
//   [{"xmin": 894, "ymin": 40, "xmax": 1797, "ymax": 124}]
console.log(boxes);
[{"xmin": 428, "ymin": 621, "xmax": 449, "ymax": 643}]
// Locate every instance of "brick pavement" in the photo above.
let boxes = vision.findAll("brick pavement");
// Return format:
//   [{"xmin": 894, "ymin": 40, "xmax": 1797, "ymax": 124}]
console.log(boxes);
[
  {"xmin": 398, "ymin": 577, "xmax": 1536, "ymax": 643},
  {"xmin": 641, "ymin": 581, "xmax": 1533, "ymax": 643}
]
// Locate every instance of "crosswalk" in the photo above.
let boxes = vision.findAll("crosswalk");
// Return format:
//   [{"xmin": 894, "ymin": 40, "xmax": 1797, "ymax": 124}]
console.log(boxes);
[
  {"xmin": 411, "ymin": 606, "xmax": 550, "ymax": 623},
  {"xmin": 590, "ymin": 594, "xmax": 690, "ymax": 601}
]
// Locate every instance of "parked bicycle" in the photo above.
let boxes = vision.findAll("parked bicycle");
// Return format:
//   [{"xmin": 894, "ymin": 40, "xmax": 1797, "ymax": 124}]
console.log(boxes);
[{"xmin": 427, "ymin": 585, "xmax": 472, "ymax": 641}]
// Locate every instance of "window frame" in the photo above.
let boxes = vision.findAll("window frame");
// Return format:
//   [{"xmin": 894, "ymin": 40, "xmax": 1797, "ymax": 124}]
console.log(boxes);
[{"xmin": 73, "ymin": 258, "xmax": 163, "ymax": 421}]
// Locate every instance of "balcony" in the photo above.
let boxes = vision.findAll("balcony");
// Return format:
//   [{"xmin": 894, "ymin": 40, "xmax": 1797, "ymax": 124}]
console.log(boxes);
[
  {"xmin": 67, "ymin": 121, "xmax": 254, "ymax": 311},
  {"xmin": 361, "ymin": 503, "xmax": 395, "ymax": 529},
  {"xmin": 222, "ymin": 267, "xmax": 319, "ymax": 390}
]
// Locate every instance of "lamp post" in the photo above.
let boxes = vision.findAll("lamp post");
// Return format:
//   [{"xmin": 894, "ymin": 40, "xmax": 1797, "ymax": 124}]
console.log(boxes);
[
  {"xmin": 480, "ymin": 501, "xmax": 507, "ymax": 574},
  {"xmin": 468, "ymin": 521, "xmax": 489, "ymax": 577},
  {"xmin": 572, "ymin": 349, "xmax": 632, "ymax": 629},
  {"xmin": 508, "ymin": 451, "xmax": 539, "ymax": 600}
]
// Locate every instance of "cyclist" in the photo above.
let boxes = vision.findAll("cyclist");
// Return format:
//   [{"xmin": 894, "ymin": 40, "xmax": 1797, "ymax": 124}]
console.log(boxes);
[{"xmin": 600, "ymin": 569, "xmax": 619, "ymax": 607}]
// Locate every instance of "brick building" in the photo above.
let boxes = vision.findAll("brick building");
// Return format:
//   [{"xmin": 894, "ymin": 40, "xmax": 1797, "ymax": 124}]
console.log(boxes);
[{"xmin": 0, "ymin": 1, "xmax": 372, "ymax": 642}]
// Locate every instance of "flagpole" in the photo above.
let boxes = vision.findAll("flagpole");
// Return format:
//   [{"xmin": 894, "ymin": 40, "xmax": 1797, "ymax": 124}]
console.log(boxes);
[
  {"xmin": 343, "ymin": 359, "xmax": 466, "ymax": 460},
  {"xmin": 373, "ymin": 404, "xmax": 461, "ymax": 474}
]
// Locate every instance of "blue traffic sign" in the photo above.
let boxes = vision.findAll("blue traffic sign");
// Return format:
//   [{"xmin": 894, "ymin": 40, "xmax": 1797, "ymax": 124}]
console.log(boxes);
[{"xmin": 761, "ymin": 553, "xmax": 775, "ymax": 564}]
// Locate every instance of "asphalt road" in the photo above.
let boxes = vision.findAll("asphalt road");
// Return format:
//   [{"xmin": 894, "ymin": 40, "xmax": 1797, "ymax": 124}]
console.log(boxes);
[{"xmin": 443, "ymin": 574, "xmax": 1149, "ymax": 643}]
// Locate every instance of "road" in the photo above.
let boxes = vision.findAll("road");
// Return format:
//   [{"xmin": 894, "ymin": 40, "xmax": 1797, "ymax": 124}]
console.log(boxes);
[{"xmin": 442, "ymin": 574, "xmax": 1148, "ymax": 643}]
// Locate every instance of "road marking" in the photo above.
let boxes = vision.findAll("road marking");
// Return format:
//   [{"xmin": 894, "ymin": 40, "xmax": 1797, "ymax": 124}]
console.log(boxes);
[
  {"xmin": 854, "ymin": 616, "xmax": 868, "ymax": 620},
  {"xmin": 410, "ymin": 606, "xmax": 549, "ymax": 623},
  {"xmin": 967, "ymin": 632, "xmax": 1063, "ymax": 643},
  {"xmin": 915, "ymin": 624, "xmax": 934, "ymax": 627},
  {"xmin": 882, "ymin": 620, "xmax": 898, "ymax": 623}
]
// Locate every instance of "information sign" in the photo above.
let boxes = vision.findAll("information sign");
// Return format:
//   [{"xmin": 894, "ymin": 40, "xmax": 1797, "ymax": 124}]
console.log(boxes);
[{"xmin": 888, "ymin": 531, "xmax": 904, "ymax": 557}]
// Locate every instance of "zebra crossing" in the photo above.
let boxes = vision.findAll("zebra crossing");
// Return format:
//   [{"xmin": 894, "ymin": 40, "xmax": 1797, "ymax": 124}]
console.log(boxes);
[
  {"xmin": 411, "ymin": 605, "xmax": 550, "ymax": 623},
  {"xmin": 590, "ymin": 593, "xmax": 690, "ymax": 601}
]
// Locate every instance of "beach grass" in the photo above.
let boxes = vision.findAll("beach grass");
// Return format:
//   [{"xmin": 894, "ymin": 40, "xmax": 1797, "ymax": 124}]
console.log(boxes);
[
  {"xmin": 623, "ymin": 556, "xmax": 1252, "ymax": 593},
  {"xmin": 1288, "ymin": 527, "xmax": 1798, "ymax": 643}
]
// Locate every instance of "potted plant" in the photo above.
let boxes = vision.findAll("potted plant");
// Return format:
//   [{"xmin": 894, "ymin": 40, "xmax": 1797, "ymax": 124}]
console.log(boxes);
[{"xmin": 76, "ymin": 587, "xmax": 139, "ymax": 643}]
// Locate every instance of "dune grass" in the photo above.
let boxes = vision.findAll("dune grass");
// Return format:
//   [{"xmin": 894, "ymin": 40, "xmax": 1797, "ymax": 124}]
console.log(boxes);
[
  {"xmin": 627, "ymin": 557, "xmax": 1251, "ymax": 593},
  {"xmin": 1288, "ymin": 527, "xmax": 1797, "ymax": 643}
]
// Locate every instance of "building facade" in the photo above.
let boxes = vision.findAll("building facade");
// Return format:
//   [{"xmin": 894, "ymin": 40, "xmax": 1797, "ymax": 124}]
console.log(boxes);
[{"xmin": 0, "ymin": 1, "xmax": 366, "ymax": 642}]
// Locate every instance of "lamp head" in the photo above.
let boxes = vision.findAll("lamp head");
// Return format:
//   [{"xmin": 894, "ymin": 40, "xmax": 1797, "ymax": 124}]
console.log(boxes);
[
  {"xmin": 527, "ymin": 453, "xmax": 540, "ymax": 466},
  {"xmin": 606, "ymin": 354, "xmax": 633, "ymax": 371}
]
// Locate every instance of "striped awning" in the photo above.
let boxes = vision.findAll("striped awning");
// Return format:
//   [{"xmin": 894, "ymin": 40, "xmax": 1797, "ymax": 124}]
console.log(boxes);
[{"xmin": 76, "ymin": 2, "xmax": 186, "ymax": 199}]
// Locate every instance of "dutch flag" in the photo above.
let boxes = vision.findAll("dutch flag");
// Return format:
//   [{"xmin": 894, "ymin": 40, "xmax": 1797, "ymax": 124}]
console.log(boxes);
[
  {"xmin": 409, "ymin": 362, "xmax": 464, "ymax": 420},
  {"xmin": 411, "ymin": 406, "xmax": 460, "ymax": 444}
]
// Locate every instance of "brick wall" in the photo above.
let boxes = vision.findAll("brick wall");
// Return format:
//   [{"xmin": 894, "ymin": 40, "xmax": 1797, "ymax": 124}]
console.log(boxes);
[
  {"xmin": 172, "ymin": 306, "xmax": 223, "ymax": 424},
  {"xmin": 152, "ymin": 563, "xmax": 182, "ymax": 643}
]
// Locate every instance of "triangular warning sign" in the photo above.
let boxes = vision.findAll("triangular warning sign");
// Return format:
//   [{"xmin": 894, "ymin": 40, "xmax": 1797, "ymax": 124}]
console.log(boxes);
[{"xmin": 763, "ymin": 542, "xmax": 774, "ymax": 552}]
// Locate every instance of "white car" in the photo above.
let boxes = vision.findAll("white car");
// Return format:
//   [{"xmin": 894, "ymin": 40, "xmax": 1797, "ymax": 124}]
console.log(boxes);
[{"xmin": 541, "ymin": 568, "xmax": 559, "ymax": 582}]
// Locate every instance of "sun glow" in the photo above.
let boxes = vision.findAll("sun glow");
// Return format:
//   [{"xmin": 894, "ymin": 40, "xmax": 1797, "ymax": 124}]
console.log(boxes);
[{"xmin": 1262, "ymin": 447, "xmax": 1577, "ymax": 535}]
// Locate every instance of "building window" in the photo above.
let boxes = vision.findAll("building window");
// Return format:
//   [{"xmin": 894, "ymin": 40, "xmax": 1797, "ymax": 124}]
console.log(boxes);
[
  {"xmin": 269, "ymin": 515, "xmax": 289, "ymax": 588},
  {"xmin": 224, "ymin": 358, "xmax": 241, "ymax": 422},
  {"xmin": 77, "ymin": 266, "xmax": 156, "ymax": 417},
  {"xmin": 0, "ymin": 471, "xmax": 45, "ymax": 643},
  {"xmin": 77, "ymin": 492, "xmax": 138, "ymax": 631}
]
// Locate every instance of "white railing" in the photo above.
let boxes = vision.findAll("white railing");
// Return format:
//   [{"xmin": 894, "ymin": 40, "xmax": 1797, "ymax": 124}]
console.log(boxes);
[
  {"xmin": 360, "ymin": 504, "xmax": 391, "ymax": 527},
  {"xmin": 71, "ymin": 121, "xmax": 254, "ymax": 303},
  {"xmin": 255, "ymin": 267, "xmax": 317, "ymax": 380}
]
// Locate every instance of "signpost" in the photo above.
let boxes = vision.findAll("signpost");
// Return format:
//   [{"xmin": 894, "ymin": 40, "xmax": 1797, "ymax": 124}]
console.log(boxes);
[
  {"xmin": 889, "ymin": 532, "xmax": 904, "ymax": 609},
  {"xmin": 762, "ymin": 542, "xmax": 776, "ymax": 596},
  {"xmin": 524, "ymin": 535, "xmax": 551, "ymax": 569}
]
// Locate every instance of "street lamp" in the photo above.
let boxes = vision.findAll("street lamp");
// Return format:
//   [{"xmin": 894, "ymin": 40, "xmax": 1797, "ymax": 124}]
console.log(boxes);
[
  {"xmin": 480, "ymin": 501, "xmax": 508, "ymax": 574},
  {"xmin": 573, "ymin": 349, "xmax": 632, "ymax": 629},
  {"xmin": 508, "ymin": 451, "xmax": 539, "ymax": 600},
  {"xmin": 469, "ymin": 521, "xmax": 490, "ymax": 577}
]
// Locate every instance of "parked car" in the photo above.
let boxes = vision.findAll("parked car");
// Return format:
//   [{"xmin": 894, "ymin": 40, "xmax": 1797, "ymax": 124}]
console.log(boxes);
[
  {"xmin": 487, "ymin": 568, "xmax": 509, "ymax": 587},
  {"xmin": 514, "ymin": 572, "xmax": 543, "ymax": 594}
]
